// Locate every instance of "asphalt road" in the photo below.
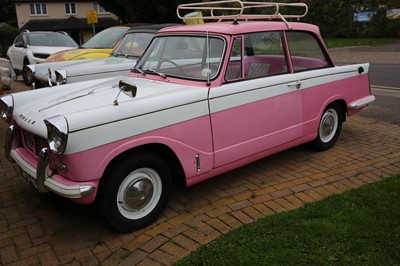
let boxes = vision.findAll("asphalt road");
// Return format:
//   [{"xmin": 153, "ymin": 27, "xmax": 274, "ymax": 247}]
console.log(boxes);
[
  {"xmin": 357, "ymin": 63, "xmax": 400, "ymax": 126},
  {"xmin": 369, "ymin": 64, "xmax": 400, "ymax": 89}
]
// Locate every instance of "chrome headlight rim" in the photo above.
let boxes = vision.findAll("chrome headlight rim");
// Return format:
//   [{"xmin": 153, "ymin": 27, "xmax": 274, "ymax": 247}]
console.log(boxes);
[
  {"xmin": 0, "ymin": 95, "xmax": 14, "ymax": 123},
  {"xmin": 44, "ymin": 115, "xmax": 69, "ymax": 155},
  {"xmin": 55, "ymin": 70, "xmax": 67, "ymax": 85}
]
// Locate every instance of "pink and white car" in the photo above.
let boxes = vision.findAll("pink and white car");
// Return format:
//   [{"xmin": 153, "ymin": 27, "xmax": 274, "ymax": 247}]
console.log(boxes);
[{"xmin": 0, "ymin": 1, "xmax": 374, "ymax": 232}]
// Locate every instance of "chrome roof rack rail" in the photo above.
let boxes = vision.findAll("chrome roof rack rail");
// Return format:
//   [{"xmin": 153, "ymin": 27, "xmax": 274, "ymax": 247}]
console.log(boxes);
[{"xmin": 177, "ymin": 0, "xmax": 308, "ymax": 28}]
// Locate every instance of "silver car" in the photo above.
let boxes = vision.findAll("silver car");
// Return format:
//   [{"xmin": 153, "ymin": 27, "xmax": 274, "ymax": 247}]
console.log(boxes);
[{"xmin": 26, "ymin": 24, "xmax": 177, "ymax": 89}]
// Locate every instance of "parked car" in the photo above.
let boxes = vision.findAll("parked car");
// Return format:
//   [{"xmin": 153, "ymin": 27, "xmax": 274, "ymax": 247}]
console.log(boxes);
[
  {"xmin": 0, "ymin": 1, "xmax": 375, "ymax": 232},
  {"xmin": 26, "ymin": 24, "xmax": 178, "ymax": 89},
  {"xmin": 45, "ymin": 26, "xmax": 129, "ymax": 63},
  {"xmin": 6, "ymin": 30, "xmax": 78, "ymax": 85}
]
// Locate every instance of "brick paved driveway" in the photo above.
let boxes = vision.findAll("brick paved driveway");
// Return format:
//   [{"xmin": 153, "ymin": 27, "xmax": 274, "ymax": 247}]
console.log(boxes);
[{"xmin": 1, "ymin": 82, "xmax": 400, "ymax": 265}]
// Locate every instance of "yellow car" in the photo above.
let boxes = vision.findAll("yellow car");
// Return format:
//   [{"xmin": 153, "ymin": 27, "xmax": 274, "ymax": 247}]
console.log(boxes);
[{"xmin": 45, "ymin": 26, "xmax": 129, "ymax": 62}]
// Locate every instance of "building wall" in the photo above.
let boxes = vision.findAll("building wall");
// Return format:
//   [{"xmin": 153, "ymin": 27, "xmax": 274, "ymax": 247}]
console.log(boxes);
[{"xmin": 15, "ymin": 2, "xmax": 118, "ymax": 29}]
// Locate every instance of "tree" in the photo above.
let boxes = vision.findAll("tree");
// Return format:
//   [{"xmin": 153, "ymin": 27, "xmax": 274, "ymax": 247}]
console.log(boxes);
[
  {"xmin": 296, "ymin": 0, "xmax": 360, "ymax": 37},
  {"xmin": 0, "ymin": 0, "xmax": 16, "ymax": 24},
  {"xmin": 95, "ymin": 0, "xmax": 195, "ymax": 24},
  {"xmin": 96, "ymin": 0, "xmax": 400, "ymax": 37},
  {"xmin": 0, "ymin": 0, "xmax": 18, "ymax": 57},
  {"xmin": 299, "ymin": 0, "xmax": 400, "ymax": 37}
]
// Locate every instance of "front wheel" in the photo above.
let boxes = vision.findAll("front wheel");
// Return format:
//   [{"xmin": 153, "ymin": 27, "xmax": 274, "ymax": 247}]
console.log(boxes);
[
  {"xmin": 22, "ymin": 59, "xmax": 33, "ymax": 85},
  {"xmin": 98, "ymin": 152, "xmax": 172, "ymax": 232},
  {"xmin": 311, "ymin": 103, "xmax": 343, "ymax": 151}
]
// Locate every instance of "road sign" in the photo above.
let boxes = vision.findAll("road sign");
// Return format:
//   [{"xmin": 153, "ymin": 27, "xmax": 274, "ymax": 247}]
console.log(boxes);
[{"xmin": 86, "ymin": 10, "xmax": 98, "ymax": 24}]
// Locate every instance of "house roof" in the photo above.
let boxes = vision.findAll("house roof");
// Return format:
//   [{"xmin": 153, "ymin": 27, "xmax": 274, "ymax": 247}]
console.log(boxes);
[{"xmin": 20, "ymin": 16, "xmax": 122, "ymax": 31}]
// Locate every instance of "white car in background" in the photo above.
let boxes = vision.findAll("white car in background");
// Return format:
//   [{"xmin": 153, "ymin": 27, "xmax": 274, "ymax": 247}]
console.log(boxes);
[
  {"xmin": 27, "ymin": 24, "xmax": 177, "ymax": 89},
  {"xmin": 6, "ymin": 30, "xmax": 78, "ymax": 85}
]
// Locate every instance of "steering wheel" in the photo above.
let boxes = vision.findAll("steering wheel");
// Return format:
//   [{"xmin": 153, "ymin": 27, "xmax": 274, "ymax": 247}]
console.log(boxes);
[{"xmin": 159, "ymin": 59, "xmax": 186, "ymax": 75}]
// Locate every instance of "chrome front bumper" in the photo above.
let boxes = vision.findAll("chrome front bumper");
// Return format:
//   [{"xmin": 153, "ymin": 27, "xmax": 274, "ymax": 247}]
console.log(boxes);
[{"xmin": 6, "ymin": 125, "xmax": 95, "ymax": 199}]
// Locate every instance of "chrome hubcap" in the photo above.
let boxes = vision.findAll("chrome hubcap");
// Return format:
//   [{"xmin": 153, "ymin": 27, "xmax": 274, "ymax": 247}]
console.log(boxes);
[
  {"xmin": 124, "ymin": 178, "xmax": 154, "ymax": 209},
  {"xmin": 117, "ymin": 168, "xmax": 162, "ymax": 219},
  {"xmin": 322, "ymin": 115, "xmax": 334, "ymax": 136},
  {"xmin": 319, "ymin": 109, "xmax": 338, "ymax": 143}
]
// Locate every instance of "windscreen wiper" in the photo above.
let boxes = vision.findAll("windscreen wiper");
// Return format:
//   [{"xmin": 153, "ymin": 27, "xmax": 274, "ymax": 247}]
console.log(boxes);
[
  {"xmin": 112, "ymin": 51, "xmax": 127, "ymax": 57},
  {"xmin": 131, "ymin": 67, "xmax": 144, "ymax": 75},
  {"xmin": 142, "ymin": 68, "xmax": 166, "ymax": 79}
]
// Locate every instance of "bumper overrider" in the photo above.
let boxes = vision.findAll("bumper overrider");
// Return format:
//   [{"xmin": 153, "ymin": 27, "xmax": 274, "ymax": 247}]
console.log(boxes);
[{"xmin": 5, "ymin": 124, "xmax": 95, "ymax": 199}]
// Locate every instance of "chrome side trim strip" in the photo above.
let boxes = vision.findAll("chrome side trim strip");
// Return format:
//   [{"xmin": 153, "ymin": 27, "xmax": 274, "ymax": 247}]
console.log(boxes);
[{"xmin": 349, "ymin": 95, "xmax": 375, "ymax": 110}]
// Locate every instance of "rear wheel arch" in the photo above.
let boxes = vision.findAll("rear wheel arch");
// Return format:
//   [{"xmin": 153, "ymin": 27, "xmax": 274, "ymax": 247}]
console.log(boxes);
[
  {"xmin": 320, "ymin": 99, "xmax": 347, "ymax": 122},
  {"xmin": 334, "ymin": 99, "xmax": 347, "ymax": 122}
]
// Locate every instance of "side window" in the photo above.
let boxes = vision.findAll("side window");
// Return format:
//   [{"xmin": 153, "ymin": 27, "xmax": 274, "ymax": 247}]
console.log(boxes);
[
  {"xmin": 286, "ymin": 31, "xmax": 332, "ymax": 72},
  {"xmin": 225, "ymin": 37, "xmax": 242, "ymax": 81},
  {"xmin": 14, "ymin": 34, "xmax": 24, "ymax": 45},
  {"xmin": 243, "ymin": 31, "xmax": 288, "ymax": 79}
]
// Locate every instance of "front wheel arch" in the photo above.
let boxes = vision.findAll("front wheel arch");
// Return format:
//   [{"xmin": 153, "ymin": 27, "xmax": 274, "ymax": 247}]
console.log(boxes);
[
  {"xmin": 23, "ymin": 57, "xmax": 33, "ymax": 85},
  {"xmin": 100, "ymin": 143, "xmax": 186, "ymax": 189}
]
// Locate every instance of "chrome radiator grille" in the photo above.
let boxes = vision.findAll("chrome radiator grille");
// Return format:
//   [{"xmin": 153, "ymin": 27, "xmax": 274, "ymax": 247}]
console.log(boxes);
[{"xmin": 21, "ymin": 129, "xmax": 47, "ymax": 156}]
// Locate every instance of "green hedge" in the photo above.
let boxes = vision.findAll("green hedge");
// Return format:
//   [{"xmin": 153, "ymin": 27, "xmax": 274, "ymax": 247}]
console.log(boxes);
[{"xmin": 0, "ymin": 24, "xmax": 19, "ymax": 58}]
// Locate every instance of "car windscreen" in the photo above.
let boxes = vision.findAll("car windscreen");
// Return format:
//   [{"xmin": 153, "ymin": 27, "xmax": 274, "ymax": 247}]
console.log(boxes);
[
  {"xmin": 135, "ymin": 35, "xmax": 225, "ymax": 81},
  {"xmin": 83, "ymin": 27, "xmax": 128, "ymax": 49},
  {"xmin": 28, "ymin": 33, "xmax": 78, "ymax": 47},
  {"xmin": 112, "ymin": 32, "xmax": 154, "ymax": 58}
]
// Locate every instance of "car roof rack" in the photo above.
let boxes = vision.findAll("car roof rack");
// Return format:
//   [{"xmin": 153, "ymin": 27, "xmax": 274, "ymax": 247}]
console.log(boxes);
[{"xmin": 177, "ymin": 0, "xmax": 308, "ymax": 29}]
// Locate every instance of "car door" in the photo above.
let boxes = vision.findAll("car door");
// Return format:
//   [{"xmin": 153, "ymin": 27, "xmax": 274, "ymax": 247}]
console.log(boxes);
[
  {"xmin": 209, "ymin": 32, "xmax": 303, "ymax": 168},
  {"xmin": 8, "ymin": 33, "xmax": 26, "ymax": 71},
  {"xmin": 284, "ymin": 31, "xmax": 336, "ymax": 137}
]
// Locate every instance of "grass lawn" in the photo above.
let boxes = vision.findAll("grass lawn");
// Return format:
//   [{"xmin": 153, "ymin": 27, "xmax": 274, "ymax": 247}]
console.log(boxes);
[
  {"xmin": 324, "ymin": 38, "xmax": 400, "ymax": 48},
  {"xmin": 175, "ymin": 174, "xmax": 400, "ymax": 266}
]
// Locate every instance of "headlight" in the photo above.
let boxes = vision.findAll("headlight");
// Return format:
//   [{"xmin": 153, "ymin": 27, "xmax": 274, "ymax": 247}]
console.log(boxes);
[
  {"xmin": 44, "ymin": 115, "xmax": 68, "ymax": 154},
  {"xmin": 0, "ymin": 95, "xmax": 14, "ymax": 123},
  {"xmin": 55, "ymin": 70, "xmax": 67, "ymax": 85}
]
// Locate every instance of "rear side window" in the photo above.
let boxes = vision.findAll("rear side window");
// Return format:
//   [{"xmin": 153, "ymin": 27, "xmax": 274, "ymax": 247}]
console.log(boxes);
[{"xmin": 286, "ymin": 31, "xmax": 332, "ymax": 72}]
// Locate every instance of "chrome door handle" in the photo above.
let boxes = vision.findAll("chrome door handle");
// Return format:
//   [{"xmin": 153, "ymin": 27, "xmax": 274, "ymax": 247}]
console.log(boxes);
[{"xmin": 287, "ymin": 82, "xmax": 302, "ymax": 89}]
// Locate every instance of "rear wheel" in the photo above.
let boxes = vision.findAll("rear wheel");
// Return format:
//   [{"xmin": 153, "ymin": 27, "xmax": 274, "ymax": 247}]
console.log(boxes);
[
  {"xmin": 312, "ymin": 102, "xmax": 343, "ymax": 151},
  {"xmin": 98, "ymin": 152, "xmax": 172, "ymax": 232}
]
